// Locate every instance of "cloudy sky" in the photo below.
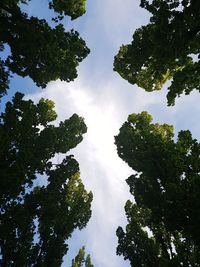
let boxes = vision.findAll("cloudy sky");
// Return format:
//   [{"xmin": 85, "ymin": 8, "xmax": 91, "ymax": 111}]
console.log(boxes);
[{"xmin": 7, "ymin": 0, "xmax": 200, "ymax": 266}]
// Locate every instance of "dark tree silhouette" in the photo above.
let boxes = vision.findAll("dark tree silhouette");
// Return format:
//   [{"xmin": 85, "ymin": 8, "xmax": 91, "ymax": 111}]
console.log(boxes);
[
  {"xmin": 114, "ymin": 0, "xmax": 200, "ymax": 105},
  {"xmin": 115, "ymin": 112, "xmax": 200, "ymax": 266},
  {"xmin": 0, "ymin": 0, "xmax": 89, "ymax": 96},
  {"xmin": 0, "ymin": 93, "xmax": 93, "ymax": 266}
]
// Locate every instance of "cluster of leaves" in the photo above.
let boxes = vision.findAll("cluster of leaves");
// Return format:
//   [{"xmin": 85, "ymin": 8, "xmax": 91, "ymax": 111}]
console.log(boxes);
[
  {"xmin": 115, "ymin": 112, "xmax": 200, "ymax": 266},
  {"xmin": 0, "ymin": 0, "xmax": 89, "ymax": 97},
  {"xmin": 71, "ymin": 247, "xmax": 94, "ymax": 267},
  {"xmin": 114, "ymin": 0, "xmax": 200, "ymax": 105},
  {"xmin": 49, "ymin": 0, "xmax": 87, "ymax": 20},
  {"xmin": 1, "ymin": 0, "xmax": 87, "ymax": 19},
  {"xmin": 0, "ymin": 93, "xmax": 93, "ymax": 266}
]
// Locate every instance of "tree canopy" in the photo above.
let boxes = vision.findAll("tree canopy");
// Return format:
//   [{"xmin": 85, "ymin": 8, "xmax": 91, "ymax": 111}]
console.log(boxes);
[
  {"xmin": 114, "ymin": 0, "xmax": 200, "ymax": 105},
  {"xmin": 8, "ymin": 0, "xmax": 87, "ymax": 20},
  {"xmin": 0, "ymin": 93, "xmax": 93, "ymax": 266},
  {"xmin": 115, "ymin": 111, "xmax": 200, "ymax": 266},
  {"xmin": 71, "ymin": 247, "xmax": 94, "ymax": 267},
  {"xmin": 0, "ymin": 0, "xmax": 89, "ymax": 97},
  {"xmin": 49, "ymin": 0, "xmax": 87, "ymax": 20}
]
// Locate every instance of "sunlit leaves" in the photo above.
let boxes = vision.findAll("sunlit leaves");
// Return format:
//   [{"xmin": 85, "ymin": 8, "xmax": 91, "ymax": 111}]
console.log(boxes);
[
  {"xmin": 49, "ymin": 0, "xmax": 87, "ymax": 20},
  {"xmin": 114, "ymin": 0, "xmax": 200, "ymax": 105},
  {"xmin": 71, "ymin": 247, "xmax": 94, "ymax": 267},
  {"xmin": 115, "ymin": 112, "xmax": 200, "ymax": 266},
  {"xmin": 0, "ymin": 94, "xmax": 92, "ymax": 266}
]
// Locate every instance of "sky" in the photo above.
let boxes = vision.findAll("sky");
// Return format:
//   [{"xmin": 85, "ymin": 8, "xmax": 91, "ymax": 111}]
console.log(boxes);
[{"xmin": 5, "ymin": 0, "xmax": 200, "ymax": 266}]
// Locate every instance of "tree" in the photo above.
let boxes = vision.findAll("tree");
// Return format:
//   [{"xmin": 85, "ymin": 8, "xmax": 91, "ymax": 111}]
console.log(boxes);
[
  {"xmin": 71, "ymin": 247, "xmax": 94, "ymax": 267},
  {"xmin": 0, "ymin": 58, "xmax": 10, "ymax": 98},
  {"xmin": 5, "ymin": 0, "xmax": 87, "ymax": 20},
  {"xmin": 0, "ymin": 0, "xmax": 89, "ymax": 97},
  {"xmin": 49, "ymin": 0, "xmax": 87, "ymax": 20},
  {"xmin": 114, "ymin": 0, "xmax": 200, "ymax": 105},
  {"xmin": 115, "ymin": 112, "xmax": 200, "ymax": 266},
  {"xmin": 0, "ymin": 93, "xmax": 93, "ymax": 266}
]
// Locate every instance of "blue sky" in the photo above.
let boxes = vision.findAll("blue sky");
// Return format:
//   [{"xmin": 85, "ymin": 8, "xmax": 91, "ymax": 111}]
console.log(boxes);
[{"xmin": 4, "ymin": 0, "xmax": 200, "ymax": 266}]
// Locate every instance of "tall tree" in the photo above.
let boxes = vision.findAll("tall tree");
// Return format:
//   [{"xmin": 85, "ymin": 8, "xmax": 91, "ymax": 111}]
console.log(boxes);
[
  {"xmin": 71, "ymin": 247, "xmax": 94, "ymax": 267},
  {"xmin": 114, "ymin": 0, "xmax": 200, "ymax": 105},
  {"xmin": 115, "ymin": 112, "xmax": 200, "ymax": 266},
  {"xmin": 0, "ymin": 0, "xmax": 89, "ymax": 97},
  {"xmin": 0, "ymin": 93, "xmax": 93, "ymax": 266}
]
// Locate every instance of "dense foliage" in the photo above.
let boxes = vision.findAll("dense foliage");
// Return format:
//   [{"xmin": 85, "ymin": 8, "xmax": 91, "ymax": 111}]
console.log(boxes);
[
  {"xmin": 114, "ymin": 0, "xmax": 200, "ymax": 105},
  {"xmin": 0, "ymin": 0, "xmax": 89, "ymax": 97},
  {"xmin": 115, "ymin": 112, "xmax": 200, "ymax": 266},
  {"xmin": 0, "ymin": 93, "xmax": 93, "ymax": 266},
  {"xmin": 71, "ymin": 247, "xmax": 94, "ymax": 267},
  {"xmin": 49, "ymin": 0, "xmax": 87, "ymax": 20}
]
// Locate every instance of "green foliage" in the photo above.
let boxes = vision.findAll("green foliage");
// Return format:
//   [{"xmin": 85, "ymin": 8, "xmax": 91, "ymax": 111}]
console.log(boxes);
[
  {"xmin": 0, "ymin": 1, "xmax": 89, "ymax": 96},
  {"xmin": 0, "ymin": 93, "xmax": 93, "ymax": 266},
  {"xmin": 114, "ymin": 0, "xmax": 200, "ymax": 105},
  {"xmin": 71, "ymin": 247, "xmax": 94, "ymax": 267},
  {"xmin": 49, "ymin": 0, "xmax": 87, "ymax": 20},
  {"xmin": 115, "ymin": 112, "xmax": 200, "ymax": 266},
  {"xmin": 0, "ymin": 59, "xmax": 10, "ymax": 98}
]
